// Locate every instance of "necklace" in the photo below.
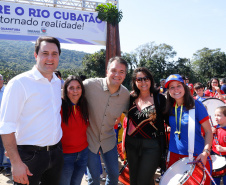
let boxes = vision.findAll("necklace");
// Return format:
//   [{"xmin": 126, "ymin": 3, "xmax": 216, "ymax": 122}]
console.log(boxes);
[
  {"xmin": 73, "ymin": 105, "xmax": 77, "ymax": 115},
  {"xmin": 141, "ymin": 99, "xmax": 149, "ymax": 104}
]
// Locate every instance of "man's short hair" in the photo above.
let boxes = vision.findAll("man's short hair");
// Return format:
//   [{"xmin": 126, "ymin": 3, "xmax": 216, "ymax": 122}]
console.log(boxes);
[
  {"xmin": 0, "ymin": 74, "xmax": 3, "ymax": 80},
  {"xmin": 35, "ymin": 36, "xmax": 61, "ymax": 55},
  {"xmin": 220, "ymin": 78, "xmax": 226, "ymax": 84},
  {"xmin": 107, "ymin": 56, "xmax": 128, "ymax": 72},
  {"xmin": 160, "ymin": 79, "xmax": 165, "ymax": 82},
  {"xmin": 194, "ymin": 82, "xmax": 204, "ymax": 90}
]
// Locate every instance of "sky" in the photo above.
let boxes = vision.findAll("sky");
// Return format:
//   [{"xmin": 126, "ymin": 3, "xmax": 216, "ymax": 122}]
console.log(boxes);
[{"xmin": 62, "ymin": 0, "xmax": 226, "ymax": 60}]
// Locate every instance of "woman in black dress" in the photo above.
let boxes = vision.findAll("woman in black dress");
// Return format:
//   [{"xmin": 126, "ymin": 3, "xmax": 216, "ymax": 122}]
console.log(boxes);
[{"xmin": 125, "ymin": 67, "xmax": 167, "ymax": 185}]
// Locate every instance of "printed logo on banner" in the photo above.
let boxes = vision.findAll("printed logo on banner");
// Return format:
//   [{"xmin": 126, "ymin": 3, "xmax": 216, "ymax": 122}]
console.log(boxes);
[
  {"xmin": 1, "ymin": 27, "xmax": 20, "ymax": 33},
  {"xmin": 27, "ymin": 29, "xmax": 47, "ymax": 35},
  {"xmin": 27, "ymin": 30, "xmax": 41, "ymax": 35},
  {"xmin": 41, "ymin": 28, "xmax": 47, "ymax": 33}
]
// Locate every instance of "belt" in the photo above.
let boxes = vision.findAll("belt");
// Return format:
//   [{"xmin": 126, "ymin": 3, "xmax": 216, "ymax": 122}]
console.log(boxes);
[{"xmin": 17, "ymin": 141, "xmax": 61, "ymax": 152}]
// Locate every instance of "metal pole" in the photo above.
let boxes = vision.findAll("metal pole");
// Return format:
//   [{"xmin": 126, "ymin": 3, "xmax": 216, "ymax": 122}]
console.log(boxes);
[{"xmin": 53, "ymin": 0, "xmax": 57, "ymax": 7}]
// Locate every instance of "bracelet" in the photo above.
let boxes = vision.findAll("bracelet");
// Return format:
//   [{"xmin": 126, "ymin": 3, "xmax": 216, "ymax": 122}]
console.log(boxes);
[{"xmin": 203, "ymin": 149, "xmax": 210, "ymax": 156}]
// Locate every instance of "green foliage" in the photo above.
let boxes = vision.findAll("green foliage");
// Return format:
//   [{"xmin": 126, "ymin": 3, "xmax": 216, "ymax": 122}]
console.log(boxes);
[
  {"xmin": 135, "ymin": 42, "xmax": 178, "ymax": 84},
  {"xmin": 192, "ymin": 48, "xmax": 226, "ymax": 83},
  {"xmin": 1, "ymin": 40, "xmax": 226, "ymax": 89},
  {"xmin": 121, "ymin": 52, "xmax": 138, "ymax": 89},
  {"xmin": 96, "ymin": 3, "xmax": 123, "ymax": 25},
  {"xmin": 0, "ymin": 40, "xmax": 86, "ymax": 69},
  {"xmin": 0, "ymin": 40, "xmax": 87, "ymax": 82},
  {"xmin": 136, "ymin": 42, "xmax": 177, "ymax": 62},
  {"xmin": 81, "ymin": 50, "xmax": 135, "ymax": 90},
  {"xmin": 0, "ymin": 59, "xmax": 26, "ymax": 83},
  {"xmin": 59, "ymin": 48, "xmax": 87, "ymax": 69},
  {"xmin": 82, "ymin": 49, "xmax": 106, "ymax": 78},
  {"xmin": 134, "ymin": 42, "xmax": 226, "ymax": 86},
  {"xmin": 0, "ymin": 40, "xmax": 35, "ymax": 70}
]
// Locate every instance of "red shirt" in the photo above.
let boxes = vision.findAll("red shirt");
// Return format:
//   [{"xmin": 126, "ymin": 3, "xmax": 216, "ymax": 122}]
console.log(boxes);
[
  {"xmin": 204, "ymin": 89, "xmax": 224, "ymax": 98},
  {"xmin": 61, "ymin": 106, "xmax": 88, "ymax": 153},
  {"xmin": 212, "ymin": 126, "xmax": 226, "ymax": 156}
]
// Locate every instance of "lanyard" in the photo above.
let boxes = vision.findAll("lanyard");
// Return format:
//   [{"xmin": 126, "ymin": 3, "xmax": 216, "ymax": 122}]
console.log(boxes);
[
  {"xmin": 175, "ymin": 103, "xmax": 183, "ymax": 139},
  {"xmin": 73, "ymin": 105, "xmax": 77, "ymax": 115}
]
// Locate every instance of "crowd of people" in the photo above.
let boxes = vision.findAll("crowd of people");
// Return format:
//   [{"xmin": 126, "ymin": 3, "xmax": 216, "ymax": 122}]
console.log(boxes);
[{"xmin": 0, "ymin": 36, "xmax": 225, "ymax": 185}]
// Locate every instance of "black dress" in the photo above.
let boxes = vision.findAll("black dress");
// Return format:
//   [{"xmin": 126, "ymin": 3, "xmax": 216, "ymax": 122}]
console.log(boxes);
[{"xmin": 125, "ymin": 92, "xmax": 167, "ymax": 185}]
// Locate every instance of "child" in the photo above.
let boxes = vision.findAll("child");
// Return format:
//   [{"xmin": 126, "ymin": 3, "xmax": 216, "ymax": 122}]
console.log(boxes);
[
  {"xmin": 194, "ymin": 82, "xmax": 206, "ymax": 102},
  {"xmin": 212, "ymin": 106, "xmax": 226, "ymax": 185}
]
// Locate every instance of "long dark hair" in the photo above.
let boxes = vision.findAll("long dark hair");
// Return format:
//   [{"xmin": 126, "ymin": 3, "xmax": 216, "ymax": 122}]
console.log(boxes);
[
  {"xmin": 209, "ymin": 77, "xmax": 220, "ymax": 91},
  {"xmin": 164, "ymin": 83, "xmax": 195, "ymax": 115},
  {"xmin": 131, "ymin": 67, "xmax": 157, "ymax": 98},
  {"xmin": 62, "ymin": 75, "xmax": 89, "ymax": 125}
]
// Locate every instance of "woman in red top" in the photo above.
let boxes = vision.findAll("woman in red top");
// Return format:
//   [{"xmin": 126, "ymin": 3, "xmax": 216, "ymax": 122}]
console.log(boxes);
[
  {"xmin": 205, "ymin": 77, "xmax": 225, "ymax": 101},
  {"xmin": 59, "ymin": 75, "xmax": 89, "ymax": 185}
]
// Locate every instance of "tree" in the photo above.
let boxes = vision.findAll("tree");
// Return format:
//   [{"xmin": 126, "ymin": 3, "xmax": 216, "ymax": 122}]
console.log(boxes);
[
  {"xmin": 96, "ymin": 3, "xmax": 123, "ymax": 72},
  {"xmin": 135, "ymin": 42, "xmax": 177, "ymax": 84},
  {"xmin": 171, "ymin": 58, "xmax": 197, "ymax": 83},
  {"xmin": 136, "ymin": 42, "xmax": 176, "ymax": 63},
  {"xmin": 121, "ymin": 52, "xmax": 138, "ymax": 90},
  {"xmin": 82, "ymin": 49, "xmax": 106, "ymax": 78},
  {"xmin": 192, "ymin": 48, "xmax": 226, "ymax": 83}
]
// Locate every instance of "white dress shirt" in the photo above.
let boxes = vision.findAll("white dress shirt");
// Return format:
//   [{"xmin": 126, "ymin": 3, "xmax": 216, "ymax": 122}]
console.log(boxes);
[{"xmin": 0, "ymin": 66, "xmax": 62, "ymax": 146}]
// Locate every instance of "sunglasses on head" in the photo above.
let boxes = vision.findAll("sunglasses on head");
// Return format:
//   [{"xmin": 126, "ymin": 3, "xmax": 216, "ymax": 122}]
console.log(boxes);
[{"xmin": 136, "ymin": 76, "xmax": 149, "ymax": 83}]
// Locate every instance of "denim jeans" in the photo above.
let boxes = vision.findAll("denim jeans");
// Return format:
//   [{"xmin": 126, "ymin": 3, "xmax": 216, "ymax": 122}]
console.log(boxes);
[
  {"xmin": 14, "ymin": 143, "xmax": 64, "ymax": 185},
  {"xmin": 0, "ymin": 136, "xmax": 11, "ymax": 168},
  {"xmin": 87, "ymin": 145, "xmax": 119, "ymax": 185},
  {"xmin": 59, "ymin": 147, "xmax": 88, "ymax": 185},
  {"xmin": 85, "ymin": 155, "xmax": 103, "ymax": 176}
]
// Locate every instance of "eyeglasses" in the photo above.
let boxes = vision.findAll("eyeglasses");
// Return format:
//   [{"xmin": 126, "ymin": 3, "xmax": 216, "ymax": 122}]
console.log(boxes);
[
  {"xmin": 212, "ymin": 82, "xmax": 218, "ymax": 84},
  {"xmin": 136, "ymin": 76, "xmax": 150, "ymax": 83}
]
